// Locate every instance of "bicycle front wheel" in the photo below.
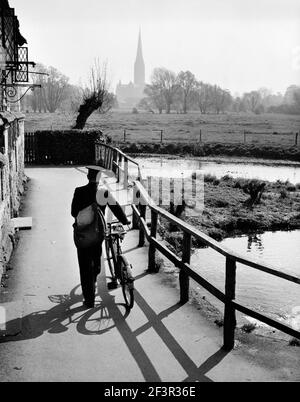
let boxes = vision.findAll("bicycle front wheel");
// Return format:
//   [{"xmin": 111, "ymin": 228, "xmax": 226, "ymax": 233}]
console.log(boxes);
[
  {"xmin": 105, "ymin": 237, "xmax": 118, "ymax": 281},
  {"xmin": 119, "ymin": 256, "xmax": 134, "ymax": 309}
]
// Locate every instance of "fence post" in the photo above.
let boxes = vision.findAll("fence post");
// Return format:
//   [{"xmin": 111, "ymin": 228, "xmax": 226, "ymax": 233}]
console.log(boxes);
[
  {"xmin": 148, "ymin": 209, "xmax": 158, "ymax": 272},
  {"xmin": 295, "ymin": 132, "xmax": 299, "ymax": 146},
  {"xmin": 138, "ymin": 204, "xmax": 147, "ymax": 247},
  {"xmin": 132, "ymin": 205, "xmax": 140, "ymax": 230},
  {"xmin": 180, "ymin": 232, "xmax": 191, "ymax": 304},
  {"xmin": 161, "ymin": 130, "xmax": 163, "ymax": 144},
  {"xmin": 124, "ymin": 157, "xmax": 128, "ymax": 189},
  {"xmin": 199, "ymin": 129, "xmax": 202, "ymax": 143},
  {"xmin": 124, "ymin": 129, "xmax": 127, "ymax": 143},
  {"xmin": 112, "ymin": 150, "xmax": 117, "ymax": 174},
  {"xmin": 223, "ymin": 257, "xmax": 237, "ymax": 351}
]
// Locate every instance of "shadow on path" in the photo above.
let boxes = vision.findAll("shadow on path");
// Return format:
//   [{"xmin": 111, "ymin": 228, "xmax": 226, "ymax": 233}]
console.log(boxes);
[{"xmin": 0, "ymin": 271, "xmax": 228, "ymax": 382}]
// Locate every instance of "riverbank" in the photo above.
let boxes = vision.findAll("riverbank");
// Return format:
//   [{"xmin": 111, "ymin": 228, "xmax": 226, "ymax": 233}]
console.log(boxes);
[
  {"xmin": 131, "ymin": 153, "xmax": 300, "ymax": 167},
  {"xmin": 120, "ymin": 142, "xmax": 300, "ymax": 162},
  {"xmin": 160, "ymin": 175, "xmax": 300, "ymax": 252}
]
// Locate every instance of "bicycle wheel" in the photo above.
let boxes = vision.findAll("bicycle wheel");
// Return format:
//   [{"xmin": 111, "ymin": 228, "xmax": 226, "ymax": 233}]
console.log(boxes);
[
  {"xmin": 119, "ymin": 256, "xmax": 134, "ymax": 309},
  {"xmin": 105, "ymin": 237, "xmax": 118, "ymax": 281}
]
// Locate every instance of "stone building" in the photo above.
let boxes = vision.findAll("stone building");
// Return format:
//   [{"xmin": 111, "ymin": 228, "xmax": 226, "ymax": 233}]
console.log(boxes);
[
  {"xmin": 0, "ymin": 0, "xmax": 28, "ymax": 278},
  {"xmin": 116, "ymin": 30, "xmax": 146, "ymax": 108}
]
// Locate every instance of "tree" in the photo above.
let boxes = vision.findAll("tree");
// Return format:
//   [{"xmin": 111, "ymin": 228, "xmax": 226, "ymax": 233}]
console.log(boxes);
[
  {"xmin": 143, "ymin": 84, "xmax": 166, "ymax": 113},
  {"xmin": 210, "ymin": 85, "xmax": 232, "ymax": 114},
  {"xmin": 293, "ymin": 89, "xmax": 300, "ymax": 113},
  {"xmin": 42, "ymin": 66, "xmax": 69, "ymax": 113},
  {"xmin": 177, "ymin": 71, "xmax": 197, "ymax": 113},
  {"xmin": 242, "ymin": 91, "xmax": 262, "ymax": 113},
  {"xmin": 27, "ymin": 63, "xmax": 48, "ymax": 113},
  {"xmin": 150, "ymin": 68, "xmax": 180, "ymax": 114},
  {"xmin": 138, "ymin": 97, "xmax": 156, "ymax": 113},
  {"xmin": 194, "ymin": 81, "xmax": 213, "ymax": 114},
  {"xmin": 73, "ymin": 61, "xmax": 114, "ymax": 130}
]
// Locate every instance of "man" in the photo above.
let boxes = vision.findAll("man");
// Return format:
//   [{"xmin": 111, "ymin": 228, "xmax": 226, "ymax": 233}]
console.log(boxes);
[{"xmin": 71, "ymin": 166, "xmax": 129, "ymax": 308}]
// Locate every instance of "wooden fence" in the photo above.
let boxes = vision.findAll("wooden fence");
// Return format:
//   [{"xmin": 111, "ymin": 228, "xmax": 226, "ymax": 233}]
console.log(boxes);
[
  {"xmin": 131, "ymin": 181, "xmax": 300, "ymax": 350},
  {"xmin": 113, "ymin": 128, "xmax": 300, "ymax": 146},
  {"xmin": 97, "ymin": 141, "xmax": 300, "ymax": 350},
  {"xmin": 95, "ymin": 141, "xmax": 143, "ymax": 188},
  {"xmin": 24, "ymin": 132, "xmax": 36, "ymax": 164}
]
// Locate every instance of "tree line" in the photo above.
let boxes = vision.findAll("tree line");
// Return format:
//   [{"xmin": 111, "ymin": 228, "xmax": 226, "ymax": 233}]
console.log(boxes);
[
  {"xmin": 139, "ymin": 67, "xmax": 300, "ymax": 115},
  {"xmin": 22, "ymin": 64, "xmax": 300, "ymax": 117}
]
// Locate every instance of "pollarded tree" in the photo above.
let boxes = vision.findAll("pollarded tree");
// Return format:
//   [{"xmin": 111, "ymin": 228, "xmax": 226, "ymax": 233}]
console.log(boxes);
[
  {"xmin": 73, "ymin": 61, "xmax": 115, "ymax": 130},
  {"xmin": 177, "ymin": 71, "xmax": 197, "ymax": 113}
]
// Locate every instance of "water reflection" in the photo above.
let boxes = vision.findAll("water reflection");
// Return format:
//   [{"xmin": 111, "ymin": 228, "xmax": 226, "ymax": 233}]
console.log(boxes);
[
  {"xmin": 192, "ymin": 230, "xmax": 300, "ymax": 326},
  {"xmin": 247, "ymin": 234, "xmax": 264, "ymax": 255}
]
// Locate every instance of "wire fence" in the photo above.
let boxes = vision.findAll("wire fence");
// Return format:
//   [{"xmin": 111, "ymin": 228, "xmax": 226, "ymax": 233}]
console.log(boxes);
[{"xmin": 110, "ymin": 128, "xmax": 299, "ymax": 146}]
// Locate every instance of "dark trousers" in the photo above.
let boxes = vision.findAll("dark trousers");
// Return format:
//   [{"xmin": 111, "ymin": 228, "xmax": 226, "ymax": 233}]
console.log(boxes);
[{"xmin": 77, "ymin": 242, "xmax": 103, "ymax": 304}]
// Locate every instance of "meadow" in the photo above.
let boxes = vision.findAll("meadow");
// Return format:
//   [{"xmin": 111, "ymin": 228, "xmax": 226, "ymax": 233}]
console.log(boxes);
[{"xmin": 24, "ymin": 110, "xmax": 300, "ymax": 147}]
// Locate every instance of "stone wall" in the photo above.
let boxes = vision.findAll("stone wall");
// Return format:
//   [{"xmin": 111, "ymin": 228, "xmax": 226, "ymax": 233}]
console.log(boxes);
[{"xmin": 0, "ymin": 112, "xmax": 26, "ymax": 279}]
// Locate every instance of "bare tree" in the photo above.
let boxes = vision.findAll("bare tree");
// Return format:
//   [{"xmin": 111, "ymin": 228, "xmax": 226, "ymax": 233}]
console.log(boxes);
[
  {"xmin": 150, "ymin": 68, "xmax": 179, "ymax": 114},
  {"xmin": 242, "ymin": 91, "xmax": 262, "ymax": 113},
  {"xmin": 27, "ymin": 63, "xmax": 48, "ymax": 113},
  {"xmin": 143, "ymin": 84, "xmax": 166, "ymax": 113},
  {"xmin": 177, "ymin": 71, "xmax": 197, "ymax": 113},
  {"xmin": 194, "ymin": 81, "xmax": 213, "ymax": 114},
  {"xmin": 211, "ymin": 85, "xmax": 232, "ymax": 114},
  {"xmin": 42, "ymin": 66, "xmax": 69, "ymax": 113},
  {"xmin": 293, "ymin": 89, "xmax": 300, "ymax": 112},
  {"xmin": 73, "ymin": 61, "xmax": 114, "ymax": 130}
]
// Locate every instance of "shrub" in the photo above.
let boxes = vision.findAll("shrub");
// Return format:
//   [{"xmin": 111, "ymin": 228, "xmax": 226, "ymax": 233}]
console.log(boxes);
[
  {"xmin": 241, "ymin": 323, "xmax": 256, "ymax": 333},
  {"xmin": 289, "ymin": 338, "xmax": 300, "ymax": 347},
  {"xmin": 279, "ymin": 189, "xmax": 289, "ymax": 199},
  {"xmin": 242, "ymin": 179, "xmax": 266, "ymax": 206},
  {"xmin": 286, "ymin": 183, "xmax": 296, "ymax": 192},
  {"xmin": 204, "ymin": 174, "xmax": 218, "ymax": 183}
]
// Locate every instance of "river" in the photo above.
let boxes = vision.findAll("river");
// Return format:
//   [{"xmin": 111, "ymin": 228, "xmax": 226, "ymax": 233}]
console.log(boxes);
[
  {"xmin": 192, "ymin": 231, "xmax": 300, "ymax": 330},
  {"xmin": 133, "ymin": 156, "xmax": 300, "ymax": 184},
  {"xmin": 132, "ymin": 156, "xmax": 300, "ymax": 330}
]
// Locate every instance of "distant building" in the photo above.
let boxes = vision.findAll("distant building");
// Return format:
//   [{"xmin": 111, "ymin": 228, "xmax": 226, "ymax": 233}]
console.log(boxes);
[{"xmin": 116, "ymin": 30, "xmax": 146, "ymax": 108}]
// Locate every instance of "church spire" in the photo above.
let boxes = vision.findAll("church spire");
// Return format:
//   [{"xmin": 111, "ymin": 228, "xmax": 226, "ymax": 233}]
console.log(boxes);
[{"xmin": 134, "ymin": 28, "xmax": 145, "ymax": 86}]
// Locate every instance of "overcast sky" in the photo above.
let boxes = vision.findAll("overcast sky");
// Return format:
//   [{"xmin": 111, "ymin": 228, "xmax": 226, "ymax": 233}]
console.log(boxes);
[{"xmin": 10, "ymin": 0, "xmax": 300, "ymax": 95}]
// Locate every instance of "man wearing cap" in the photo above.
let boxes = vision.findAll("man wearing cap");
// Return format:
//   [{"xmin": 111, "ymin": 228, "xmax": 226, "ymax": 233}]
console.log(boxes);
[{"xmin": 71, "ymin": 166, "xmax": 129, "ymax": 308}]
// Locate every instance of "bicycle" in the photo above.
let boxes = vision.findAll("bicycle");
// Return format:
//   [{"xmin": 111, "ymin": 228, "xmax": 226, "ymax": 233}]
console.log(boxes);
[{"xmin": 105, "ymin": 221, "xmax": 135, "ymax": 309}]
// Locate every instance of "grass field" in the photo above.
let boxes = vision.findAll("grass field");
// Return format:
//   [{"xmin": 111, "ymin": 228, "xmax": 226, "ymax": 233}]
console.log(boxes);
[{"xmin": 24, "ymin": 110, "xmax": 300, "ymax": 147}]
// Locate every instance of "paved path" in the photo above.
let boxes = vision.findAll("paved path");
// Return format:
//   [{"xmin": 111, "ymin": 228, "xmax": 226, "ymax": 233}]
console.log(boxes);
[{"xmin": 0, "ymin": 167, "xmax": 299, "ymax": 382}]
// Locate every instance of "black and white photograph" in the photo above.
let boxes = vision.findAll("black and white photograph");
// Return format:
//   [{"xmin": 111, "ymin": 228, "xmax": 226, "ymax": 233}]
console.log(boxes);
[{"xmin": 0, "ymin": 0, "xmax": 300, "ymax": 385}]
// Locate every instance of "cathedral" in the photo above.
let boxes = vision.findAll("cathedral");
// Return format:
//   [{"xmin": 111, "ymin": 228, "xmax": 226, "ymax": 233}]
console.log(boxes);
[{"xmin": 116, "ymin": 30, "xmax": 146, "ymax": 108}]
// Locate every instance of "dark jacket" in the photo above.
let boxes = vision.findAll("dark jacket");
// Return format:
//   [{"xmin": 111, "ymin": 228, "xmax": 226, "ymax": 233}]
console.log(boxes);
[{"xmin": 71, "ymin": 183, "xmax": 128, "ymax": 225}]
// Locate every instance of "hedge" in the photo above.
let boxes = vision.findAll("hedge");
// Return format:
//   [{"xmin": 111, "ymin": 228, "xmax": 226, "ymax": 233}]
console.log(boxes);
[{"xmin": 27, "ymin": 130, "xmax": 104, "ymax": 165}]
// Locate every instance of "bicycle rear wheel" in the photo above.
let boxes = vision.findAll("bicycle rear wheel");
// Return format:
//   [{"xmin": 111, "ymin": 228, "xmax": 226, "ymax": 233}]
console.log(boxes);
[{"xmin": 119, "ymin": 256, "xmax": 134, "ymax": 309}]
